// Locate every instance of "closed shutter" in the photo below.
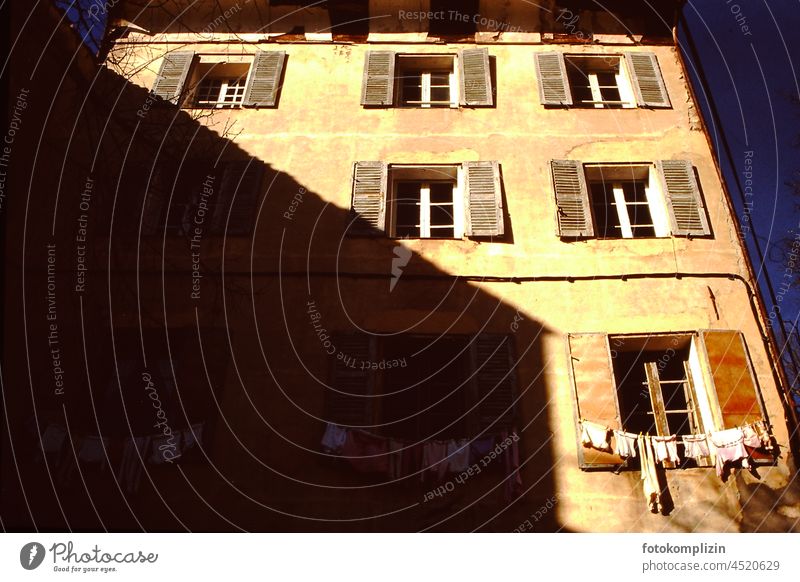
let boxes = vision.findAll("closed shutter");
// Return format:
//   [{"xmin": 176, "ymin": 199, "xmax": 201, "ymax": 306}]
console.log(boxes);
[
  {"xmin": 624, "ymin": 52, "xmax": 670, "ymax": 108},
  {"xmin": 567, "ymin": 333, "xmax": 624, "ymax": 469},
  {"xmin": 348, "ymin": 161, "xmax": 387, "ymax": 235},
  {"xmin": 657, "ymin": 160, "xmax": 710, "ymax": 237},
  {"xmin": 327, "ymin": 334, "xmax": 376, "ymax": 426},
  {"xmin": 211, "ymin": 160, "xmax": 264, "ymax": 235},
  {"xmin": 151, "ymin": 51, "xmax": 194, "ymax": 104},
  {"xmin": 459, "ymin": 47, "xmax": 493, "ymax": 106},
  {"xmin": 361, "ymin": 51, "xmax": 395, "ymax": 106},
  {"xmin": 142, "ymin": 170, "xmax": 166, "ymax": 236},
  {"xmin": 535, "ymin": 52, "xmax": 572, "ymax": 106},
  {"xmin": 551, "ymin": 159, "xmax": 593, "ymax": 238},
  {"xmin": 700, "ymin": 330, "xmax": 765, "ymax": 430},
  {"xmin": 464, "ymin": 161, "xmax": 503, "ymax": 237},
  {"xmin": 242, "ymin": 51, "xmax": 286, "ymax": 107},
  {"xmin": 471, "ymin": 335, "xmax": 515, "ymax": 431}
]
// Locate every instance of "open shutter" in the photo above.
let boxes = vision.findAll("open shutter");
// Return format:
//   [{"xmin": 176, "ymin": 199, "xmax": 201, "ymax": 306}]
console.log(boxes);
[
  {"xmin": 535, "ymin": 52, "xmax": 572, "ymax": 106},
  {"xmin": 242, "ymin": 51, "xmax": 286, "ymax": 107},
  {"xmin": 151, "ymin": 51, "xmax": 194, "ymax": 104},
  {"xmin": 464, "ymin": 161, "xmax": 503, "ymax": 237},
  {"xmin": 348, "ymin": 161, "xmax": 387, "ymax": 236},
  {"xmin": 459, "ymin": 47, "xmax": 493, "ymax": 106},
  {"xmin": 327, "ymin": 334, "xmax": 376, "ymax": 426},
  {"xmin": 211, "ymin": 161, "xmax": 264, "ymax": 235},
  {"xmin": 700, "ymin": 330, "xmax": 765, "ymax": 430},
  {"xmin": 624, "ymin": 52, "xmax": 670, "ymax": 108},
  {"xmin": 657, "ymin": 160, "xmax": 710, "ymax": 237},
  {"xmin": 471, "ymin": 335, "xmax": 515, "ymax": 431},
  {"xmin": 361, "ymin": 51, "xmax": 395, "ymax": 106},
  {"xmin": 567, "ymin": 334, "xmax": 624, "ymax": 469},
  {"xmin": 551, "ymin": 160, "xmax": 593, "ymax": 238}
]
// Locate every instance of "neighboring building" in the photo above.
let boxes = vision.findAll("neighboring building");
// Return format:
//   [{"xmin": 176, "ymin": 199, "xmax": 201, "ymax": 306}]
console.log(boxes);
[{"xmin": 3, "ymin": 0, "xmax": 798, "ymax": 532}]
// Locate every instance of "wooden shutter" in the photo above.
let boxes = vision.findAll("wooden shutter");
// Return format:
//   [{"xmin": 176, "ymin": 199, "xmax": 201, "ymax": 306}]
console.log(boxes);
[
  {"xmin": 348, "ymin": 161, "xmax": 387, "ymax": 235},
  {"xmin": 567, "ymin": 334, "xmax": 624, "ymax": 469},
  {"xmin": 700, "ymin": 330, "xmax": 765, "ymax": 429},
  {"xmin": 464, "ymin": 161, "xmax": 503, "ymax": 237},
  {"xmin": 327, "ymin": 334, "xmax": 376, "ymax": 426},
  {"xmin": 361, "ymin": 51, "xmax": 395, "ymax": 106},
  {"xmin": 657, "ymin": 160, "xmax": 710, "ymax": 237},
  {"xmin": 152, "ymin": 51, "xmax": 194, "ymax": 104},
  {"xmin": 551, "ymin": 160, "xmax": 593, "ymax": 238},
  {"xmin": 242, "ymin": 51, "xmax": 286, "ymax": 107},
  {"xmin": 471, "ymin": 335, "xmax": 516, "ymax": 431},
  {"xmin": 624, "ymin": 52, "xmax": 670, "ymax": 108},
  {"xmin": 535, "ymin": 52, "xmax": 572, "ymax": 106},
  {"xmin": 459, "ymin": 47, "xmax": 493, "ymax": 106},
  {"xmin": 212, "ymin": 161, "xmax": 264, "ymax": 235}
]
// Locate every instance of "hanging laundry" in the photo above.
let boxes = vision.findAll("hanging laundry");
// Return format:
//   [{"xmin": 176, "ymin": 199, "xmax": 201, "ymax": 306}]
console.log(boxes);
[
  {"xmin": 580, "ymin": 420, "xmax": 611, "ymax": 451},
  {"xmin": 709, "ymin": 428, "xmax": 749, "ymax": 481},
  {"xmin": 751, "ymin": 420, "xmax": 773, "ymax": 449},
  {"xmin": 613, "ymin": 430, "xmax": 638, "ymax": 458},
  {"xmin": 77, "ymin": 436, "xmax": 109, "ymax": 468},
  {"xmin": 321, "ymin": 423, "xmax": 348, "ymax": 454},
  {"xmin": 639, "ymin": 435, "xmax": 661, "ymax": 513},
  {"xmin": 341, "ymin": 430, "xmax": 390, "ymax": 474},
  {"xmin": 149, "ymin": 433, "xmax": 181, "ymax": 464},
  {"xmin": 651, "ymin": 435, "xmax": 680, "ymax": 465},
  {"xmin": 183, "ymin": 423, "xmax": 204, "ymax": 450},
  {"xmin": 469, "ymin": 435, "xmax": 495, "ymax": 464},
  {"xmin": 741, "ymin": 423, "xmax": 762, "ymax": 449},
  {"xmin": 421, "ymin": 441, "xmax": 449, "ymax": 481},
  {"xmin": 400, "ymin": 441, "xmax": 424, "ymax": 478},
  {"xmin": 681, "ymin": 434, "xmax": 710, "ymax": 459},
  {"xmin": 118, "ymin": 436, "xmax": 150, "ymax": 494},
  {"xmin": 446, "ymin": 440, "xmax": 470, "ymax": 473}
]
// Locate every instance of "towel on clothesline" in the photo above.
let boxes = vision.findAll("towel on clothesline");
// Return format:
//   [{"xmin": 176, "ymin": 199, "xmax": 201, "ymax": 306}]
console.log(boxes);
[
  {"xmin": 613, "ymin": 430, "xmax": 637, "ymax": 458},
  {"xmin": 580, "ymin": 420, "xmax": 611, "ymax": 452},
  {"xmin": 681, "ymin": 434, "xmax": 710, "ymax": 459},
  {"xmin": 710, "ymin": 428, "xmax": 749, "ymax": 481},
  {"xmin": 651, "ymin": 435, "xmax": 680, "ymax": 465}
]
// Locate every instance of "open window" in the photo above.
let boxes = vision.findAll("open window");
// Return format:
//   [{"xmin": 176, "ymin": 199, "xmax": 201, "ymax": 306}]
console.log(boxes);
[
  {"xmin": 568, "ymin": 331, "xmax": 769, "ymax": 470},
  {"xmin": 151, "ymin": 51, "xmax": 286, "ymax": 108},
  {"xmin": 551, "ymin": 160, "xmax": 711, "ymax": 239},
  {"xmin": 347, "ymin": 161, "xmax": 503, "ymax": 239},
  {"xmin": 326, "ymin": 333, "xmax": 516, "ymax": 439},
  {"xmin": 535, "ymin": 51, "xmax": 670, "ymax": 108},
  {"xmin": 361, "ymin": 48, "xmax": 493, "ymax": 107}
]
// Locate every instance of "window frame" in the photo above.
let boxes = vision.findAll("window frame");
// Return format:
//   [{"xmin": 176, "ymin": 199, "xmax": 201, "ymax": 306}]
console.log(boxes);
[
  {"xmin": 395, "ymin": 54, "xmax": 459, "ymax": 108},
  {"xmin": 564, "ymin": 54, "xmax": 637, "ymax": 109},
  {"xmin": 388, "ymin": 165, "xmax": 465, "ymax": 239},
  {"xmin": 184, "ymin": 59, "xmax": 253, "ymax": 109}
]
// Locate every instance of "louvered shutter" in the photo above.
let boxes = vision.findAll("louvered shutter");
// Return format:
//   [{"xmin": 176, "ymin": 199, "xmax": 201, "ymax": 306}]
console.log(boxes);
[
  {"xmin": 348, "ymin": 161, "xmax": 387, "ymax": 235},
  {"xmin": 624, "ymin": 52, "xmax": 670, "ymax": 108},
  {"xmin": 459, "ymin": 47, "xmax": 493, "ymax": 106},
  {"xmin": 472, "ymin": 335, "xmax": 516, "ymax": 431},
  {"xmin": 211, "ymin": 161, "xmax": 264, "ymax": 235},
  {"xmin": 567, "ymin": 334, "xmax": 624, "ymax": 469},
  {"xmin": 551, "ymin": 160, "xmax": 593, "ymax": 238},
  {"xmin": 361, "ymin": 51, "xmax": 395, "ymax": 106},
  {"xmin": 535, "ymin": 52, "xmax": 572, "ymax": 106},
  {"xmin": 464, "ymin": 161, "xmax": 503, "ymax": 237},
  {"xmin": 657, "ymin": 160, "xmax": 710, "ymax": 237},
  {"xmin": 242, "ymin": 51, "xmax": 286, "ymax": 107},
  {"xmin": 151, "ymin": 51, "xmax": 194, "ymax": 104},
  {"xmin": 700, "ymin": 330, "xmax": 765, "ymax": 430},
  {"xmin": 327, "ymin": 334, "xmax": 376, "ymax": 426}
]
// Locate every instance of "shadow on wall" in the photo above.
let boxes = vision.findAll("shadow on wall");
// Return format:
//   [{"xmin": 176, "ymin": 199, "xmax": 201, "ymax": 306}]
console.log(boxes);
[{"xmin": 2, "ymin": 2, "xmax": 559, "ymax": 532}]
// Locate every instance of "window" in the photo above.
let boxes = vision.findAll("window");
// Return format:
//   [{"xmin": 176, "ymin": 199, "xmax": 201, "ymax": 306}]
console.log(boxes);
[
  {"xmin": 396, "ymin": 55, "xmax": 458, "ymax": 108},
  {"xmin": 151, "ymin": 51, "xmax": 286, "ymax": 108},
  {"xmin": 361, "ymin": 48, "xmax": 493, "ymax": 107},
  {"xmin": 568, "ymin": 331, "xmax": 769, "ymax": 470},
  {"xmin": 535, "ymin": 51, "xmax": 670, "ymax": 108},
  {"xmin": 390, "ymin": 166, "xmax": 462, "ymax": 238},
  {"xmin": 550, "ymin": 160, "xmax": 711, "ymax": 239},
  {"xmin": 326, "ymin": 334, "xmax": 516, "ymax": 440},
  {"xmin": 348, "ymin": 161, "xmax": 503, "ymax": 239}
]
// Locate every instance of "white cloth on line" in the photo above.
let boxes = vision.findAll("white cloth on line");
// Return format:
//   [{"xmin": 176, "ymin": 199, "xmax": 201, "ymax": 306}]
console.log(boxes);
[{"xmin": 580, "ymin": 420, "xmax": 611, "ymax": 452}]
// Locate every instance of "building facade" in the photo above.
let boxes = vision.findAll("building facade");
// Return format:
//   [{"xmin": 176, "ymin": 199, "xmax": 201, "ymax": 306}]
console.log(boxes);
[{"xmin": 3, "ymin": 0, "xmax": 798, "ymax": 532}]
